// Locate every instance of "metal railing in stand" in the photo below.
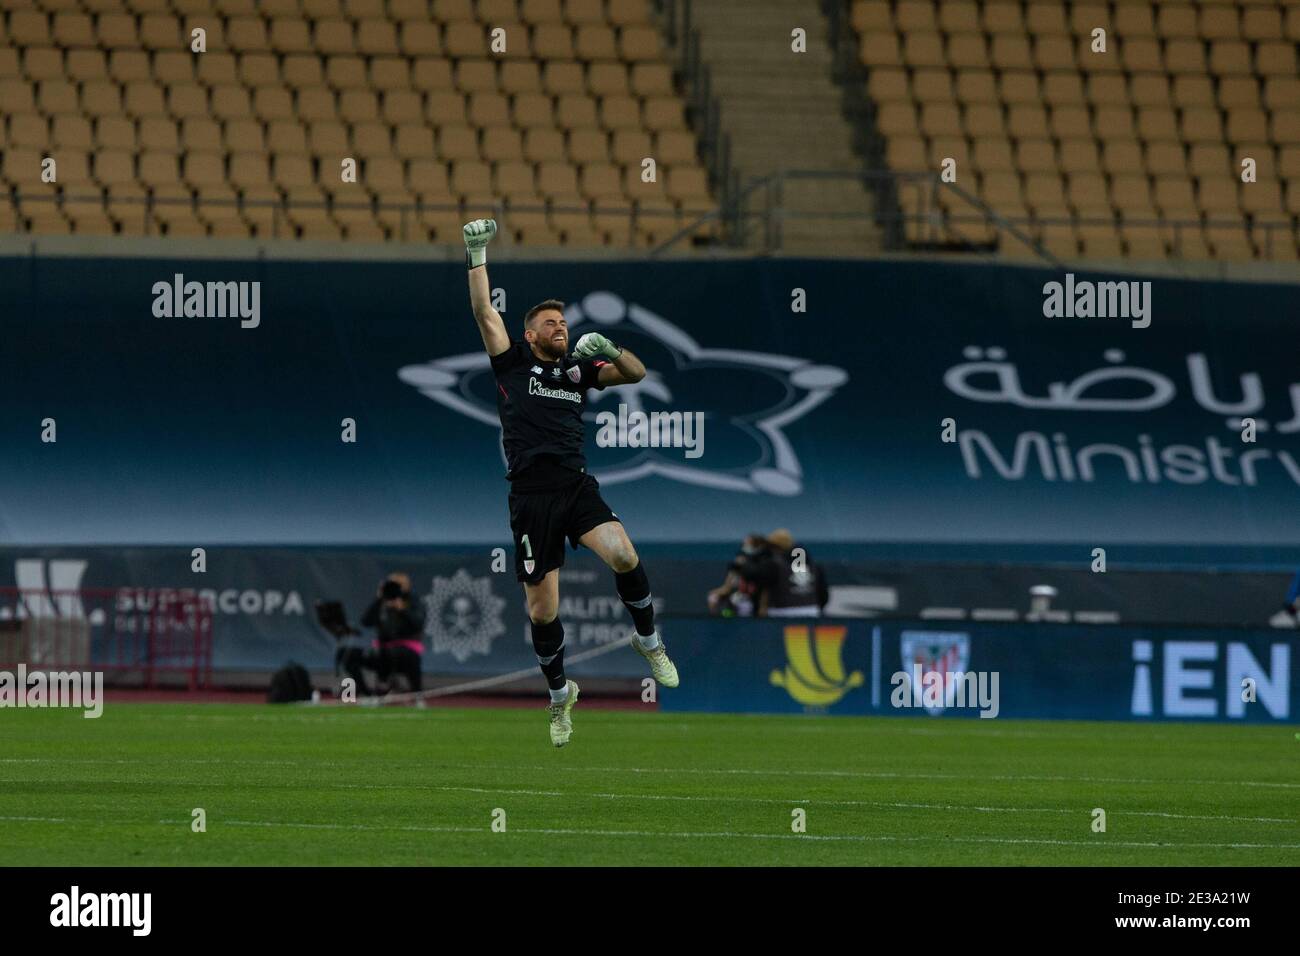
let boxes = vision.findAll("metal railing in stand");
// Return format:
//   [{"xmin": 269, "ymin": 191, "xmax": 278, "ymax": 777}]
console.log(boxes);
[
  {"xmin": 657, "ymin": 168, "xmax": 1055, "ymax": 260},
  {"xmin": 1, "ymin": 191, "xmax": 716, "ymax": 249},
  {"xmin": 821, "ymin": 0, "xmax": 897, "ymax": 246},
  {"xmin": 0, "ymin": 587, "xmax": 213, "ymax": 690},
  {"xmin": 8, "ymin": 182, "xmax": 1293, "ymax": 264},
  {"xmin": 655, "ymin": 0, "xmax": 737, "ymax": 246},
  {"xmin": 654, "ymin": 167, "xmax": 1298, "ymax": 263}
]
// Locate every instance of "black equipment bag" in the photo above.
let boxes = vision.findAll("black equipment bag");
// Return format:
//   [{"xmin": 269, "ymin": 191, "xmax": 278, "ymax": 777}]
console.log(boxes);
[{"xmin": 267, "ymin": 661, "xmax": 313, "ymax": 703}]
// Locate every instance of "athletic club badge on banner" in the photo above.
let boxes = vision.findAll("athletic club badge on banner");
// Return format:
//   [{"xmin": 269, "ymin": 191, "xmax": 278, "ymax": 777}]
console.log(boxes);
[{"xmin": 899, "ymin": 631, "xmax": 972, "ymax": 715}]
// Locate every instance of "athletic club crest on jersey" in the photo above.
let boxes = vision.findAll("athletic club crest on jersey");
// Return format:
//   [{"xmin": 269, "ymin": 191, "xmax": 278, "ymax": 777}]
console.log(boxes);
[
  {"xmin": 422, "ymin": 569, "xmax": 507, "ymax": 663},
  {"xmin": 397, "ymin": 290, "xmax": 849, "ymax": 496}
]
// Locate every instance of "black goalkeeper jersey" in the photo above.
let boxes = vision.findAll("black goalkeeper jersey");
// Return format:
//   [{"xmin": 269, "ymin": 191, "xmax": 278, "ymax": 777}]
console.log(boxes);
[{"xmin": 490, "ymin": 339, "xmax": 608, "ymax": 485}]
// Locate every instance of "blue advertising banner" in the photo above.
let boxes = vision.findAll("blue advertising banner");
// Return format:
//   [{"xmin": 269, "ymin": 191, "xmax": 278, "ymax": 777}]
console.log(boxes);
[
  {"xmin": 0, "ymin": 546, "xmax": 671, "ymax": 676},
  {"xmin": 0, "ymin": 546, "xmax": 1294, "ymax": 676},
  {"xmin": 659, "ymin": 618, "xmax": 1298, "ymax": 723},
  {"xmin": 1, "ymin": 256, "xmax": 1298, "ymax": 561}
]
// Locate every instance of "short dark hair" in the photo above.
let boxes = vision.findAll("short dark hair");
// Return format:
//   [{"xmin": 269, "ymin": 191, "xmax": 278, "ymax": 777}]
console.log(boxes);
[{"xmin": 524, "ymin": 299, "xmax": 566, "ymax": 330}]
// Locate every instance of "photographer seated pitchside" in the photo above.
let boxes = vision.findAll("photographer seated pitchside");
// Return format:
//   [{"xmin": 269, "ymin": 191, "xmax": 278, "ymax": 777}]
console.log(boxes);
[{"xmin": 360, "ymin": 574, "xmax": 427, "ymax": 694}]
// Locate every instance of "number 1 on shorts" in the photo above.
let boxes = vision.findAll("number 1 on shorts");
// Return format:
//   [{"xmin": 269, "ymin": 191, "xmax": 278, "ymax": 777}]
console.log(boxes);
[{"xmin": 522, "ymin": 534, "xmax": 535, "ymax": 575}]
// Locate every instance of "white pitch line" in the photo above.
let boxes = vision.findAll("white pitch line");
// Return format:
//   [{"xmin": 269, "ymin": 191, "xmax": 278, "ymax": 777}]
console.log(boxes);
[
  {"xmin": 99, "ymin": 708, "xmax": 1269, "ymax": 744},
  {"xmin": 3, "ymin": 756, "xmax": 1297, "ymax": 793},
  {"xmin": 431, "ymin": 761, "xmax": 1300, "ymax": 790},
  {"xmin": 184, "ymin": 819, "xmax": 487, "ymax": 835},
  {"xmin": 24, "ymin": 774, "xmax": 1281, "ymax": 825},
  {"xmin": 0, "ymin": 757, "xmax": 313, "ymax": 767},
  {"xmin": 157, "ymin": 818, "xmax": 1300, "ymax": 851},
  {"xmin": 2, "ymin": 813, "xmax": 1291, "ymax": 851},
  {"xmin": 325, "ymin": 782, "xmax": 1296, "ymax": 825}
]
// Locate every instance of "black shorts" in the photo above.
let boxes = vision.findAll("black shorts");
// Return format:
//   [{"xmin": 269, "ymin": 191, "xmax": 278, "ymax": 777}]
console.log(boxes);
[{"xmin": 507, "ymin": 472, "xmax": 618, "ymax": 584}]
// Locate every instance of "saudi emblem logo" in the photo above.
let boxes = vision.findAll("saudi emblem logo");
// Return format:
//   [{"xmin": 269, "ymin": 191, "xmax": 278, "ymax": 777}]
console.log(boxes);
[
  {"xmin": 769, "ymin": 625, "xmax": 863, "ymax": 707},
  {"xmin": 422, "ymin": 569, "xmax": 506, "ymax": 662},
  {"xmin": 899, "ymin": 631, "xmax": 971, "ymax": 715},
  {"xmin": 397, "ymin": 291, "xmax": 849, "ymax": 496}
]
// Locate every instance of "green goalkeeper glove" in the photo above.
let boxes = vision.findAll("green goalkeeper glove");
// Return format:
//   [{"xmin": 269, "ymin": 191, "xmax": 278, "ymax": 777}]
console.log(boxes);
[
  {"xmin": 463, "ymin": 218, "xmax": 497, "ymax": 269},
  {"xmin": 573, "ymin": 332, "xmax": 621, "ymax": 360}
]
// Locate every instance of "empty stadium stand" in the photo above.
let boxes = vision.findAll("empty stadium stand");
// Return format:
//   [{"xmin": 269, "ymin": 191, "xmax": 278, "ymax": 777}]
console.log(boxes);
[
  {"xmin": 686, "ymin": 0, "xmax": 883, "ymax": 254},
  {"xmin": 0, "ymin": 0, "xmax": 715, "ymax": 246},
  {"xmin": 4, "ymin": 1, "xmax": 1297, "ymax": 262},
  {"xmin": 854, "ymin": 0, "xmax": 1300, "ymax": 261}
]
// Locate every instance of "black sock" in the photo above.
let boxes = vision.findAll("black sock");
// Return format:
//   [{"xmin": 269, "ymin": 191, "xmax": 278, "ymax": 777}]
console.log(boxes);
[
  {"xmin": 530, "ymin": 617, "xmax": 567, "ymax": 690},
  {"xmin": 615, "ymin": 562, "xmax": 656, "ymax": 637}
]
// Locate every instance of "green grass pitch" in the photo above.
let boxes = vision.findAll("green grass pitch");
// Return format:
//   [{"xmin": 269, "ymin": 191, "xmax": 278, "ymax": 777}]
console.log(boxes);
[{"xmin": 1, "ymin": 703, "xmax": 1296, "ymax": 866}]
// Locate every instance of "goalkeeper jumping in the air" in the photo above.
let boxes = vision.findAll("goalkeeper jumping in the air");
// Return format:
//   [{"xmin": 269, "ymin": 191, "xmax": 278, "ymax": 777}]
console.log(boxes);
[{"xmin": 462, "ymin": 218, "xmax": 679, "ymax": 747}]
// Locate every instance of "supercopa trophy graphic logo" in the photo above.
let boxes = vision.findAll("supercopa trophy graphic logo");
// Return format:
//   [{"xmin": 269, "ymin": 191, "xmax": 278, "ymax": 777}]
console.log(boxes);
[
  {"xmin": 397, "ymin": 291, "xmax": 849, "ymax": 495},
  {"xmin": 770, "ymin": 625, "xmax": 864, "ymax": 708},
  {"xmin": 423, "ymin": 569, "xmax": 507, "ymax": 663}
]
